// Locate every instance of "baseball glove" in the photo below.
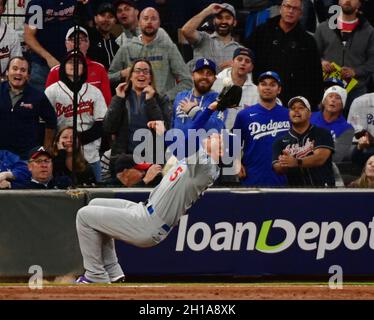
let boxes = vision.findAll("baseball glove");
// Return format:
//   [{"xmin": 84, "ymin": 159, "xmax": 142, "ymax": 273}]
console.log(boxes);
[{"xmin": 216, "ymin": 85, "xmax": 242, "ymax": 111}]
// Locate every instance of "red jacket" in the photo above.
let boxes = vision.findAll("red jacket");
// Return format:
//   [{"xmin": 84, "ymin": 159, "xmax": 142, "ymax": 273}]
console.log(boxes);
[{"xmin": 45, "ymin": 57, "xmax": 112, "ymax": 106}]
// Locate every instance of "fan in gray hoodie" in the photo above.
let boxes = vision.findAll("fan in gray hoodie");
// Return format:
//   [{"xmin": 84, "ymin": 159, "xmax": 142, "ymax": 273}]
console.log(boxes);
[{"xmin": 109, "ymin": 7, "xmax": 192, "ymax": 101}]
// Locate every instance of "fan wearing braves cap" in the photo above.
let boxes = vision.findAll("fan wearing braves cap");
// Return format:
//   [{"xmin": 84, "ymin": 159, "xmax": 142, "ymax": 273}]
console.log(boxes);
[
  {"xmin": 272, "ymin": 96, "xmax": 335, "ymax": 187},
  {"xmin": 25, "ymin": 146, "xmax": 71, "ymax": 189},
  {"xmin": 182, "ymin": 3, "xmax": 240, "ymax": 72},
  {"xmin": 115, "ymin": 153, "xmax": 162, "ymax": 187},
  {"xmin": 212, "ymin": 47, "xmax": 259, "ymax": 129},
  {"xmin": 232, "ymin": 71, "xmax": 290, "ymax": 187},
  {"xmin": 311, "ymin": 85, "xmax": 354, "ymax": 162}
]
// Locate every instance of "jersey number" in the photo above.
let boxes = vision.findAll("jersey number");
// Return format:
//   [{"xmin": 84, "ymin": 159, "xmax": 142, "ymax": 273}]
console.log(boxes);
[{"xmin": 169, "ymin": 166, "xmax": 183, "ymax": 182}]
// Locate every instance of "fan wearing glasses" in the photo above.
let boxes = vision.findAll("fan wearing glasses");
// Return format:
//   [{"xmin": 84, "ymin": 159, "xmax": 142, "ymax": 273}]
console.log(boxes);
[
  {"xmin": 26, "ymin": 146, "xmax": 71, "ymax": 189},
  {"xmin": 103, "ymin": 58, "xmax": 171, "ymax": 178}
]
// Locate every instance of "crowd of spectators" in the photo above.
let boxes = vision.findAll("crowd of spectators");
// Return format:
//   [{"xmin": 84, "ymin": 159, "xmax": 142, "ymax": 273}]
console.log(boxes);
[{"xmin": 0, "ymin": 0, "xmax": 374, "ymax": 189}]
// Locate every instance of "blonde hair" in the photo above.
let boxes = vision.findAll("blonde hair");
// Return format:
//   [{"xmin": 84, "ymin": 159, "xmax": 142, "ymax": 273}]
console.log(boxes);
[{"xmin": 351, "ymin": 156, "xmax": 374, "ymax": 188}]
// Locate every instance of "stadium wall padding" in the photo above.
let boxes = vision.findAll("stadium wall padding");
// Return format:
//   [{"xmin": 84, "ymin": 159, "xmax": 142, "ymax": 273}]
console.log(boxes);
[{"xmin": 1, "ymin": 189, "xmax": 374, "ymax": 278}]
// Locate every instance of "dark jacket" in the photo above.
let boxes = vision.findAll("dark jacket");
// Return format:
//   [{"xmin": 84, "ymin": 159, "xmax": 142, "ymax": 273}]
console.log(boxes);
[
  {"xmin": 314, "ymin": 15, "xmax": 374, "ymax": 90},
  {"xmin": 247, "ymin": 16, "xmax": 324, "ymax": 109},
  {"xmin": 0, "ymin": 81, "xmax": 57, "ymax": 159},
  {"xmin": 103, "ymin": 92, "xmax": 171, "ymax": 172},
  {"xmin": 87, "ymin": 27, "xmax": 119, "ymax": 70},
  {"xmin": 53, "ymin": 149, "xmax": 96, "ymax": 186}
]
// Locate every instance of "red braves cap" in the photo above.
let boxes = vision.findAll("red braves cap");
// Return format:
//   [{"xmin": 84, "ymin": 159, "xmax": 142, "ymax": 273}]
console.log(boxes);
[{"xmin": 133, "ymin": 163, "xmax": 153, "ymax": 171}]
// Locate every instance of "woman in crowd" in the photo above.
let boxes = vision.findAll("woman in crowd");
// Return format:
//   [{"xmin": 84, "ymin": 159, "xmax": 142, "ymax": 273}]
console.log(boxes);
[
  {"xmin": 52, "ymin": 126, "xmax": 96, "ymax": 187},
  {"xmin": 103, "ymin": 58, "xmax": 171, "ymax": 176},
  {"xmin": 349, "ymin": 155, "xmax": 374, "ymax": 188}
]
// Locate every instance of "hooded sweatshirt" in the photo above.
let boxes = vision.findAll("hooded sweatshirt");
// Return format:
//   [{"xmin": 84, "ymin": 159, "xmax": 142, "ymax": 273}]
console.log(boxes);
[
  {"xmin": 45, "ymin": 51, "xmax": 107, "ymax": 163},
  {"xmin": 109, "ymin": 31, "xmax": 192, "ymax": 101}
]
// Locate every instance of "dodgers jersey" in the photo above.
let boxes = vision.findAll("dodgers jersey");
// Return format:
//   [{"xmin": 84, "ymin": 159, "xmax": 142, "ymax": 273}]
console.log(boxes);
[
  {"xmin": 147, "ymin": 149, "xmax": 220, "ymax": 228},
  {"xmin": 172, "ymin": 90, "xmax": 226, "ymax": 132},
  {"xmin": 233, "ymin": 103, "xmax": 290, "ymax": 186}
]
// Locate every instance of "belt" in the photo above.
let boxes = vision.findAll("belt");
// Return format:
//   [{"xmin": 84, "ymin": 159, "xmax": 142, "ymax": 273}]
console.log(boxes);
[{"xmin": 145, "ymin": 201, "xmax": 171, "ymax": 233}]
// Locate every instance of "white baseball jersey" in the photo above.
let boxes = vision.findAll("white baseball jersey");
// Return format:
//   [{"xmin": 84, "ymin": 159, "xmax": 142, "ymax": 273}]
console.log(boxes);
[
  {"xmin": 0, "ymin": 21, "xmax": 23, "ymax": 76},
  {"xmin": 347, "ymin": 92, "xmax": 374, "ymax": 138},
  {"xmin": 3, "ymin": 0, "xmax": 28, "ymax": 47},
  {"xmin": 45, "ymin": 81, "xmax": 108, "ymax": 163},
  {"xmin": 212, "ymin": 67, "xmax": 259, "ymax": 130}
]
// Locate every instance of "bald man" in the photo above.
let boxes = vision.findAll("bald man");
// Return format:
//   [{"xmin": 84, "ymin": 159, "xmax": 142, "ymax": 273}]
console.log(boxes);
[{"xmin": 109, "ymin": 7, "xmax": 192, "ymax": 101}]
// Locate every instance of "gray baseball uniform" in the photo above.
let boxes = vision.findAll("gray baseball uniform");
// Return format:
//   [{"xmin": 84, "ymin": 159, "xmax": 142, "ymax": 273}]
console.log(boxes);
[{"xmin": 76, "ymin": 149, "xmax": 220, "ymax": 283}]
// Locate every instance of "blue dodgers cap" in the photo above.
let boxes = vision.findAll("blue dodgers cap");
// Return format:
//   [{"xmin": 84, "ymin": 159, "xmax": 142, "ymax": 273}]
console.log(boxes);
[
  {"xmin": 192, "ymin": 58, "xmax": 217, "ymax": 74},
  {"xmin": 324, "ymin": 77, "xmax": 345, "ymax": 89},
  {"xmin": 258, "ymin": 71, "xmax": 281, "ymax": 85}
]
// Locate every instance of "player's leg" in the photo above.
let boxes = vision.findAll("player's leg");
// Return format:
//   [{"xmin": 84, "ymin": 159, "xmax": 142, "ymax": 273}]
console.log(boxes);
[
  {"xmin": 102, "ymin": 235, "xmax": 125, "ymax": 283},
  {"xmin": 88, "ymin": 198, "xmax": 138, "ymax": 209},
  {"xmin": 76, "ymin": 202, "xmax": 156, "ymax": 282},
  {"xmin": 76, "ymin": 205, "xmax": 111, "ymax": 283}
]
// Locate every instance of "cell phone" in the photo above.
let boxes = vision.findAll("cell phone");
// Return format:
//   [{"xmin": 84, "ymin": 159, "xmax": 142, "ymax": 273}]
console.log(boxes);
[{"xmin": 354, "ymin": 130, "xmax": 367, "ymax": 139}]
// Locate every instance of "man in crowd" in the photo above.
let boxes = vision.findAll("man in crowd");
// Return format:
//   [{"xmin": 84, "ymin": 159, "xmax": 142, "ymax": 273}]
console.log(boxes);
[
  {"xmin": 272, "ymin": 96, "xmax": 335, "ymax": 187},
  {"xmin": 26, "ymin": 146, "xmax": 70, "ymax": 189},
  {"xmin": 109, "ymin": 7, "xmax": 192, "ymax": 101},
  {"xmin": 233, "ymin": 71, "xmax": 290, "ymax": 187},
  {"xmin": 24, "ymin": 0, "xmax": 91, "ymax": 91},
  {"xmin": 212, "ymin": 47, "xmax": 258, "ymax": 130},
  {"xmin": 87, "ymin": 2, "xmax": 119, "ymax": 70},
  {"xmin": 0, "ymin": 57, "xmax": 56, "ymax": 160},
  {"xmin": 45, "ymin": 26, "xmax": 112, "ymax": 106},
  {"xmin": 247, "ymin": 0, "xmax": 324, "ymax": 109},
  {"xmin": 311, "ymin": 85, "xmax": 354, "ymax": 162},
  {"xmin": 172, "ymin": 58, "xmax": 226, "ymax": 132},
  {"xmin": 182, "ymin": 2, "xmax": 240, "ymax": 72},
  {"xmin": 314, "ymin": 0, "xmax": 374, "ymax": 117}
]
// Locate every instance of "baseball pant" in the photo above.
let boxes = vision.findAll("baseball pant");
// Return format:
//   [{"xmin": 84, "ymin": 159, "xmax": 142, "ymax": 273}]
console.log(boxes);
[{"xmin": 76, "ymin": 198, "xmax": 171, "ymax": 282}]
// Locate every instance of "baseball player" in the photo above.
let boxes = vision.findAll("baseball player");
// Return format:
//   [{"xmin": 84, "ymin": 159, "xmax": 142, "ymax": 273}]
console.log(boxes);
[{"xmin": 75, "ymin": 95, "xmax": 240, "ymax": 283}]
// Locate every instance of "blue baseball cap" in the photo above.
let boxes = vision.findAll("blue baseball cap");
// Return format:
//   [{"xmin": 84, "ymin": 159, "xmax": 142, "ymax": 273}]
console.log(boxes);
[
  {"xmin": 233, "ymin": 47, "xmax": 255, "ymax": 62},
  {"xmin": 258, "ymin": 71, "xmax": 281, "ymax": 85},
  {"xmin": 192, "ymin": 58, "xmax": 217, "ymax": 75},
  {"xmin": 324, "ymin": 77, "xmax": 345, "ymax": 89}
]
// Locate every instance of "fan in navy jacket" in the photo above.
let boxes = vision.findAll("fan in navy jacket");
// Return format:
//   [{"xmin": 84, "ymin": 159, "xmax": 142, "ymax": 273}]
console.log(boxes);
[{"xmin": 0, "ymin": 57, "xmax": 57, "ymax": 160}]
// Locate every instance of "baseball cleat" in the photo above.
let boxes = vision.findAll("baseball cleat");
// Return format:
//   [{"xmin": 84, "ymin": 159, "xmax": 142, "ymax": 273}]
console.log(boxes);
[
  {"xmin": 75, "ymin": 275, "xmax": 94, "ymax": 284},
  {"xmin": 111, "ymin": 275, "xmax": 126, "ymax": 283}
]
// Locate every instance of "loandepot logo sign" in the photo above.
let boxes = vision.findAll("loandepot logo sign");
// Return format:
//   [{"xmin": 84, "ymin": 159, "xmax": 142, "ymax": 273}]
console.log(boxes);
[{"xmin": 175, "ymin": 215, "xmax": 374, "ymax": 260}]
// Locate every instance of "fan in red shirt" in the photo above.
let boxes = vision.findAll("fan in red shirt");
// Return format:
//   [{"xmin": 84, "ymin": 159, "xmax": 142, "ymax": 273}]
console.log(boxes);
[{"xmin": 45, "ymin": 26, "xmax": 112, "ymax": 106}]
